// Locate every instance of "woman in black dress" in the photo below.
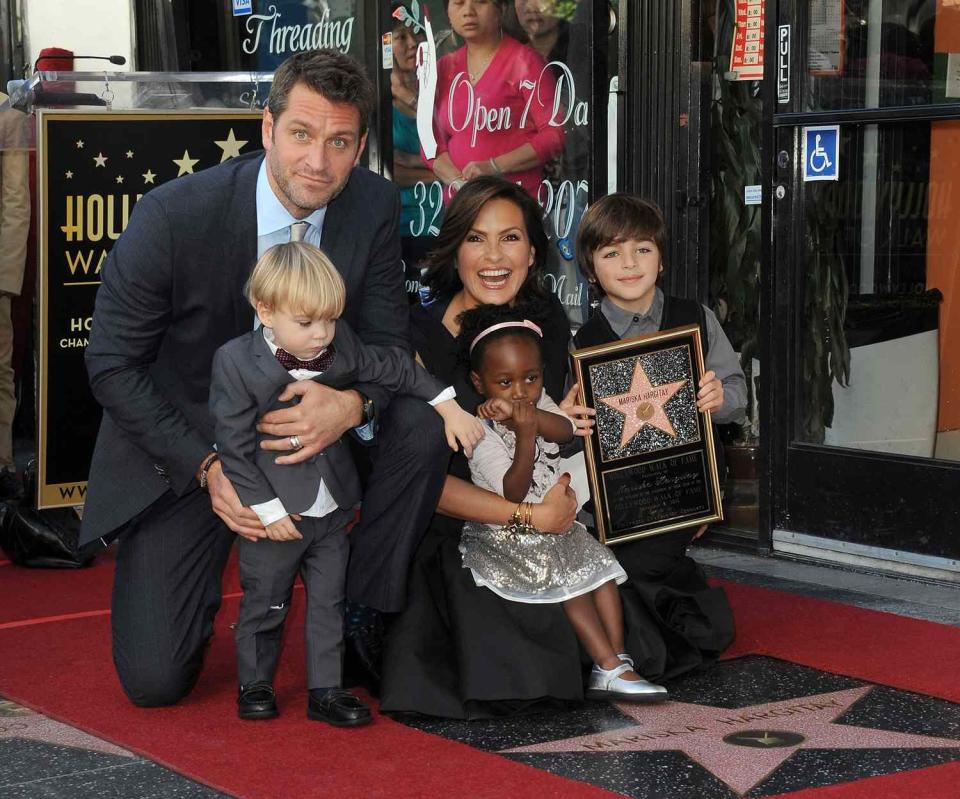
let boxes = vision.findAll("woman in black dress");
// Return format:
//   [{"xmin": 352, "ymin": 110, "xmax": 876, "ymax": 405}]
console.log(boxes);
[
  {"xmin": 380, "ymin": 177, "xmax": 733, "ymax": 719},
  {"xmin": 379, "ymin": 177, "xmax": 586, "ymax": 719}
]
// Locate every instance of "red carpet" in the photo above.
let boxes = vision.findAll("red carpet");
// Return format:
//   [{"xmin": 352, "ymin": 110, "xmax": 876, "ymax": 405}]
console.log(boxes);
[
  {"xmin": 0, "ymin": 558, "xmax": 958, "ymax": 798},
  {"xmin": 718, "ymin": 581, "xmax": 960, "ymax": 704}
]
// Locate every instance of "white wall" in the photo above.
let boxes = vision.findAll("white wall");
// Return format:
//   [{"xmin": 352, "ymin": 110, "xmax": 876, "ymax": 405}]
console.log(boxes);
[{"xmin": 23, "ymin": 0, "xmax": 134, "ymax": 71}]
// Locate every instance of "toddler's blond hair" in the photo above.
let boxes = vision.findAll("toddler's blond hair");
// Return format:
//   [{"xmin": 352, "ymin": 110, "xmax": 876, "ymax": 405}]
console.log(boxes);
[{"xmin": 246, "ymin": 241, "xmax": 346, "ymax": 318}]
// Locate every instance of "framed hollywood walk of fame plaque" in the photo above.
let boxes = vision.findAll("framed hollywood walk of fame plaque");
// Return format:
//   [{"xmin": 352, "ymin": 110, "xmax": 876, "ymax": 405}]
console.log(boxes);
[{"xmin": 570, "ymin": 324, "xmax": 723, "ymax": 545}]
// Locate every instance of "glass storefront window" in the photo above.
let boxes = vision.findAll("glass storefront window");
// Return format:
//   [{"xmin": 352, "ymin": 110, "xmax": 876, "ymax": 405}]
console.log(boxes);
[
  {"xmin": 804, "ymin": 0, "xmax": 960, "ymax": 111},
  {"xmin": 390, "ymin": 0, "xmax": 596, "ymax": 327},
  {"xmin": 230, "ymin": 0, "xmax": 366, "ymax": 69},
  {"xmin": 795, "ymin": 120, "xmax": 958, "ymax": 462}
]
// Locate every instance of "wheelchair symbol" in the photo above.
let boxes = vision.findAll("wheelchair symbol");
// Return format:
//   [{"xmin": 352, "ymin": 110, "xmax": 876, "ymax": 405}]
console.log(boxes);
[{"xmin": 809, "ymin": 135, "xmax": 833, "ymax": 173}]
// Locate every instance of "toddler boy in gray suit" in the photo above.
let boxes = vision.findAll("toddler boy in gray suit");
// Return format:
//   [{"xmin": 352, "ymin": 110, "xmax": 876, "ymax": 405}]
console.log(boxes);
[{"xmin": 209, "ymin": 242, "xmax": 481, "ymax": 725}]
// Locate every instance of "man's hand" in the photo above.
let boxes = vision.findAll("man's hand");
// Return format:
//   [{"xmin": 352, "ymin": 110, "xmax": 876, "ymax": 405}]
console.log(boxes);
[
  {"xmin": 559, "ymin": 383, "xmax": 596, "ymax": 437},
  {"xmin": 531, "ymin": 473, "xmax": 577, "ymax": 533},
  {"xmin": 257, "ymin": 381, "xmax": 362, "ymax": 465},
  {"xmin": 265, "ymin": 515, "xmax": 303, "ymax": 542},
  {"xmin": 206, "ymin": 461, "xmax": 267, "ymax": 543},
  {"xmin": 697, "ymin": 371, "xmax": 724, "ymax": 414}
]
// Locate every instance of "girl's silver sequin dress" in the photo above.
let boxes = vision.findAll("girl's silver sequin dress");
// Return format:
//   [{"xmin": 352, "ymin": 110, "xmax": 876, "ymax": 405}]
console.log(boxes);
[{"xmin": 461, "ymin": 394, "xmax": 626, "ymax": 604}]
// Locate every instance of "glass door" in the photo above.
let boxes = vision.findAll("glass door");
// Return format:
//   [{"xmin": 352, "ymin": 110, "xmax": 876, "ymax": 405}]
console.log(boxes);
[
  {"xmin": 769, "ymin": 0, "xmax": 960, "ymax": 566},
  {"xmin": 384, "ymin": 0, "xmax": 610, "ymax": 328}
]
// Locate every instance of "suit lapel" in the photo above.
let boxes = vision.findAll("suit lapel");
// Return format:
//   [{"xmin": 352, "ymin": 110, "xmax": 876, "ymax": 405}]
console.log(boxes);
[
  {"xmin": 251, "ymin": 328, "xmax": 297, "ymax": 387},
  {"xmin": 319, "ymin": 171, "xmax": 358, "ymax": 290},
  {"xmin": 225, "ymin": 155, "xmax": 263, "ymax": 337}
]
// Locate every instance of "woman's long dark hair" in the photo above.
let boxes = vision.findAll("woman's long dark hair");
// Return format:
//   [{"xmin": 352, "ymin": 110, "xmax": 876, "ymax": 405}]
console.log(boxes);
[{"xmin": 420, "ymin": 176, "xmax": 549, "ymax": 304}]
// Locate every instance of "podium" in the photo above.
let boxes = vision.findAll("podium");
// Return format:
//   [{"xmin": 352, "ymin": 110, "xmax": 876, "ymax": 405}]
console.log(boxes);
[{"xmin": 3, "ymin": 71, "xmax": 268, "ymax": 509}]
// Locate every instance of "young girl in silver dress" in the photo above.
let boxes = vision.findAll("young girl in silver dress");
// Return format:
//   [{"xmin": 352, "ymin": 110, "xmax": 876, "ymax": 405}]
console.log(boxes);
[{"xmin": 458, "ymin": 304, "xmax": 668, "ymax": 702}]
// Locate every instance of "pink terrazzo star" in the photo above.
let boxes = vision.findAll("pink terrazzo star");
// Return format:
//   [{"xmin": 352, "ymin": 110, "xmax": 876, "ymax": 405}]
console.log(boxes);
[
  {"xmin": 0, "ymin": 701, "xmax": 133, "ymax": 758},
  {"xmin": 597, "ymin": 360, "xmax": 686, "ymax": 448},
  {"xmin": 504, "ymin": 686, "xmax": 960, "ymax": 795}
]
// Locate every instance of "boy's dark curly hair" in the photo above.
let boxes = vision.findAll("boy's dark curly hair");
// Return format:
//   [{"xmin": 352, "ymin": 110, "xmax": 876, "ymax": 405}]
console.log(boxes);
[{"xmin": 457, "ymin": 302, "xmax": 547, "ymax": 373}]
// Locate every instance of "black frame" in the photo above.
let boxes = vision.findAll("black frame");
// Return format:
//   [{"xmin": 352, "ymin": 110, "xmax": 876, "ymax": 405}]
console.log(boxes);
[{"xmin": 762, "ymin": 0, "xmax": 960, "ymax": 560}]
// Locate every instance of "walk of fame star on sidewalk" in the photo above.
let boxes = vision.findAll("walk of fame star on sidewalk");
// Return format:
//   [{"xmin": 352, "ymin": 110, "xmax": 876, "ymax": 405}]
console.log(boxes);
[
  {"xmin": 597, "ymin": 359, "xmax": 687, "ymax": 448},
  {"xmin": 0, "ymin": 699, "xmax": 133, "ymax": 758},
  {"xmin": 503, "ymin": 686, "xmax": 960, "ymax": 795}
]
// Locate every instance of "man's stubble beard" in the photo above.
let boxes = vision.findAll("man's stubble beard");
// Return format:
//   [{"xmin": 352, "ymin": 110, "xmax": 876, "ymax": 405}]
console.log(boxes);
[{"xmin": 268, "ymin": 150, "xmax": 350, "ymax": 215}]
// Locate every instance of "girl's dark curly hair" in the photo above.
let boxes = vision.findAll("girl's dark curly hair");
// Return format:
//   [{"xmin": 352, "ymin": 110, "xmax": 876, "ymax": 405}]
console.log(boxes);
[
  {"xmin": 457, "ymin": 302, "xmax": 547, "ymax": 374},
  {"xmin": 421, "ymin": 176, "xmax": 550, "ymax": 304}
]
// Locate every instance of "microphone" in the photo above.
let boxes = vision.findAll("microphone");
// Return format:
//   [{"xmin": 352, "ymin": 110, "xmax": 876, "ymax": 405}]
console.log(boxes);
[{"xmin": 34, "ymin": 54, "xmax": 126, "ymax": 72}]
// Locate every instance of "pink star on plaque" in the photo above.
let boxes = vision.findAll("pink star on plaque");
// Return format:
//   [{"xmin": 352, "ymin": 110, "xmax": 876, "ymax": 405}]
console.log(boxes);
[
  {"xmin": 597, "ymin": 360, "xmax": 687, "ymax": 448},
  {"xmin": 503, "ymin": 686, "xmax": 960, "ymax": 795}
]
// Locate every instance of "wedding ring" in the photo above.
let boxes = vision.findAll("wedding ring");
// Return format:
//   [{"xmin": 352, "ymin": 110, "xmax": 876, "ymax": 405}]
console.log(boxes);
[{"xmin": 290, "ymin": 435, "xmax": 303, "ymax": 450}]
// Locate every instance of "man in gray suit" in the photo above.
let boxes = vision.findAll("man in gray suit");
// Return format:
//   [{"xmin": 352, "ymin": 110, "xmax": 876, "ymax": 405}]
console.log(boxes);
[
  {"xmin": 209, "ymin": 241, "xmax": 478, "ymax": 723},
  {"xmin": 83, "ymin": 50, "xmax": 450, "ymax": 707}
]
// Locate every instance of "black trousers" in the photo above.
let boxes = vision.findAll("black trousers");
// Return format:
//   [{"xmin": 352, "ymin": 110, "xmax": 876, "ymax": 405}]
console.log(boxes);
[
  {"xmin": 346, "ymin": 396, "xmax": 450, "ymax": 613},
  {"xmin": 111, "ymin": 487, "xmax": 234, "ymax": 707},
  {"xmin": 111, "ymin": 396, "xmax": 448, "ymax": 706}
]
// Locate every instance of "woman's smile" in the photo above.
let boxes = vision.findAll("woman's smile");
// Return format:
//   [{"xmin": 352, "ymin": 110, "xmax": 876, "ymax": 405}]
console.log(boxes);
[{"xmin": 478, "ymin": 268, "xmax": 512, "ymax": 289}]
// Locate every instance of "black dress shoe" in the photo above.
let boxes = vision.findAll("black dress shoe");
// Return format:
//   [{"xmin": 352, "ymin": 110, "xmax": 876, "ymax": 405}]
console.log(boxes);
[
  {"xmin": 0, "ymin": 468, "xmax": 22, "ymax": 501},
  {"xmin": 307, "ymin": 688, "xmax": 372, "ymax": 727},
  {"xmin": 237, "ymin": 682, "xmax": 278, "ymax": 720},
  {"xmin": 343, "ymin": 605, "xmax": 384, "ymax": 681}
]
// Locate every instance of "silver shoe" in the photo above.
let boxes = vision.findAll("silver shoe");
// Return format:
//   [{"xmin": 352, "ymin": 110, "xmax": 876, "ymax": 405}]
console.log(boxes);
[
  {"xmin": 617, "ymin": 652, "xmax": 634, "ymax": 667},
  {"xmin": 585, "ymin": 663, "xmax": 669, "ymax": 703}
]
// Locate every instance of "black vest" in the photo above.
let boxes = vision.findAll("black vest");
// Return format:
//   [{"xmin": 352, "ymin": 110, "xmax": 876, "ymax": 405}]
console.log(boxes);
[
  {"xmin": 573, "ymin": 295, "xmax": 705, "ymax": 349},
  {"xmin": 573, "ymin": 295, "xmax": 726, "ymax": 482}
]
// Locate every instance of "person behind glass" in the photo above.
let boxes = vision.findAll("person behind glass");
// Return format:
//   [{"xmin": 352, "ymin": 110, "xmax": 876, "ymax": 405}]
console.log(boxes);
[
  {"xmin": 380, "ymin": 176, "xmax": 596, "ymax": 719},
  {"xmin": 572, "ymin": 194, "xmax": 745, "ymax": 681},
  {"xmin": 427, "ymin": 0, "xmax": 565, "ymax": 200},
  {"xmin": 513, "ymin": 0, "xmax": 569, "ymax": 63},
  {"xmin": 390, "ymin": 2, "xmax": 442, "ymax": 236},
  {"xmin": 210, "ymin": 242, "xmax": 481, "ymax": 724},
  {"xmin": 458, "ymin": 303, "xmax": 668, "ymax": 701}
]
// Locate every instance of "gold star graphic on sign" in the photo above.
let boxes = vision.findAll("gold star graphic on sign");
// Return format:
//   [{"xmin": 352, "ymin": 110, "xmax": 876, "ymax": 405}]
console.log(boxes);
[
  {"xmin": 76, "ymin": 140, "xmax": 84, "ymax": 149},
  {"xmin": 173, "ymin": 150, "xmax": 199, "ymax": 176},
  {"xmin": 93, "ymin": 152, "xmax": 108, "ymax": 167},
  {"xmin": 116, "ymin": 175, "xmax": 124, "ymax": 184},
  {"xmin": 65, "ymin": 171, "xmax": 73, "ymax": 179},
  {"xmin": 214, "ymin": 129, "xmax": 248, "ymax": 162},
  {"xmin": 126, "ymin": 150, "xmax": 134, "ymax": 158},
  {"xmin": 142, "ymin": 169, "xmax": 156, "ymax": 184}
]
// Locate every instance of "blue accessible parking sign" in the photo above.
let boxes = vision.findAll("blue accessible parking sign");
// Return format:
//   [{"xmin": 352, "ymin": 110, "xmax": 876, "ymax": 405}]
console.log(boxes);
[{"xmin": 802, "ymin": 125, "xmax": 840, "ymax": 182}]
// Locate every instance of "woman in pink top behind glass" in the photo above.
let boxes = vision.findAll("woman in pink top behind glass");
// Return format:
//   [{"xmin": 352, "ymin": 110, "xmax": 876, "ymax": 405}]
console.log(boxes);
[{"xmin": 426, "ymin": 0, "xmax": 565, "ymax": 202}]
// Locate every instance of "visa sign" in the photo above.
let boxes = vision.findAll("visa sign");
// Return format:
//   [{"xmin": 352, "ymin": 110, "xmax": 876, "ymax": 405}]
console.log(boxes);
[{"xmin": 233, "ymin": 0, "xmax": 252, "ymax": 16}]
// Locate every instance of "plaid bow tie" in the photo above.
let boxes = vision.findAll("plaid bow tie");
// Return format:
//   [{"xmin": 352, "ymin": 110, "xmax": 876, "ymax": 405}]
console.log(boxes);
[{"xmin": 275, "ymin": 345, "xmax": 335, "ymax": 373}]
